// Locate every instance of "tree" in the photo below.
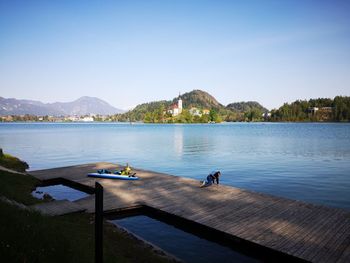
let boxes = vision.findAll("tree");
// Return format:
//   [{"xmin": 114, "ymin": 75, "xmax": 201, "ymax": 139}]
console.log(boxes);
[
  {"xmin": 209, "ymin": 109, "xmax": 222, "ymax": 122},
  {"xmin": 333, "ymin": 96, "xmax": 350, "ymax": 121},
  {"xmin": 144, "ymin": 112, "xmax": 152, "ymax": 123},
  {"xmin": 177, "ymin": 110, "xmax": 193, "ymax": 123},
  {"xmin": 244, "ymin": 108, "xmax": 263, "ymax": 122}
]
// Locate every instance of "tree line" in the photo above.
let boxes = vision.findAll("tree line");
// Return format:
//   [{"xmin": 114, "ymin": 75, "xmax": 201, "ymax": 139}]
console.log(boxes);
[
  {"xmin": 2, "ymin": 96, "xmax": 350, "ymax": 123},
  {"xmin": 270, "ymin": 96, "xmax": 350, "ymax": 122}
]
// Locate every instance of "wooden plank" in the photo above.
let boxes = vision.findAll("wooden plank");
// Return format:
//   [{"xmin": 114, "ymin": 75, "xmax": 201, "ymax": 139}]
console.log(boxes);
[
  {"xmin": 192, "ymin": 191, "xmax": 269, "ymax": 224},
  {"xmin": 205, "ymin": 203, "xmax": 274, "ymax": 233},
  {"xmin": 188, "ymin": 203, "xmax": 248, "ymax": 226},
  {"xmin": 250, "ymin": 201, "xmax": 315, "ymax": 248},
  {"xmin": 337, "ymin": 242, "xmax": 350, "ymax": 263},
  {"xmin": 245, "ymin": 199, "xmax": 302, "ymax": 243},
  {"xmin": 295, "ymin": 209, "xmax": 344, "ymax": 258},
  {"xmin": 312, "ymin": 217, "xmax": 350, "ymax": 263},
  {"xmin": 270, "ymin": 206, "xmax": 328, "ymax": 251},
  {"xmin": 240, "ymin": 201, "xmax": 296, "ymax": 243},
  {"xmin": 211, "ymin": 196, "xmax": 287, "ymax": 233},
  {"xmin": 234, "ymin": 199, "xmax": 299, "ymax": 238},
  {"xmin": 289, "ymin": 208, "xmax": 343, "ymax": 260}
]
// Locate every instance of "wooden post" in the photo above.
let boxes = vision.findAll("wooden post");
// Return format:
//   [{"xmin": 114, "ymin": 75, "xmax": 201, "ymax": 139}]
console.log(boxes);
[{"xmin": 95, "ymin": 182, "xmax": 103, "ymax": 263}]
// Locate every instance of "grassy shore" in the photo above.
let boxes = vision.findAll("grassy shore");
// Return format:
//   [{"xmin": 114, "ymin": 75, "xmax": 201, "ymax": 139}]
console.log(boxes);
[
  {"xmin": 0, "ymin": 149, "xmax": 29, "ymax": 172},
  {"xmin": 0, "ymin": 170, "xmax": 42, "ymax": 205},
  {"xmin": 0, "ymin": 155, "xmax": 173, "ymax": 263}
]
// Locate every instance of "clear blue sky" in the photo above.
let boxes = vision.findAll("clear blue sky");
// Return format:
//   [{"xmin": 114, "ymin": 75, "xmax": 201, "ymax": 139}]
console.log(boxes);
[{"xmin": 1, "ymin": 0, "xmax": 349, "ymax": 110}]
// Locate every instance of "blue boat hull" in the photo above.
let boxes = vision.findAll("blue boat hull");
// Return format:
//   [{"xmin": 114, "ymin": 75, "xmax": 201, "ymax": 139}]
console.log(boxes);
[{"xmin": 88, "ymin": 173, "xmax": 139, "ymax": 180}]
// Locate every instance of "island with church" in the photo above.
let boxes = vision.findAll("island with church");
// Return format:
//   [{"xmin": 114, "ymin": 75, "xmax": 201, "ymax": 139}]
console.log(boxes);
[{"xmin": 116, "ymin": 90, "xmax": 264, "ymax": 123}]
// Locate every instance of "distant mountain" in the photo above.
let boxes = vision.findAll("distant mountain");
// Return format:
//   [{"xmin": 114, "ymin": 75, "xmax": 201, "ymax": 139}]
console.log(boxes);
[
  {"xmin": 0, "ymin": 97, "xmax": 62, "ymax": 116},
  {"xmin": 226, "ymin": 101, "xmax": 268, "ymax": 113},
  {"xmin": 48, "ymin": 96, "xmax": 123, "ymax": 115},
  {"xmin": 0, "ymin": 96, "xmax": 123, "ymax": 116}
]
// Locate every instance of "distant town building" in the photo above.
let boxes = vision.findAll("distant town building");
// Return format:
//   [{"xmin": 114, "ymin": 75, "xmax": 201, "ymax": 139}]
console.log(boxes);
[
  {"xmin": 65, "ymin": 115, "xmax": 94, "ymax": 122},
  {"xmin": 308, "ymin": 107, "xmax": 319, "ymax": 114},
  {"xmin": 189, "ymin": 107, "xmax": 201, "ymax": 116},
  {"xmin": 202, "ymin": 109, "xmax": 210, "ymax": 115},
  {"xmin": 66, "ymin": 116, "xmax": 78, "ymax": 122},
  {"xmin": 0, "ymin": 115, "xmax": 13, "ymax": 122},
  {"xmin": 81, "ymin": 116, "xmax": 94, "ymax": 122},
  {"xmin": 308, "ymin": 107, "xmax": 333, "ymax": 114},
  {"xmin": 307, "ymin": 106, "xmax": 333, "ymax": 121},
  {"xmin": 320, "ymin": 107, "xmax": 332, "ymax": 112}
]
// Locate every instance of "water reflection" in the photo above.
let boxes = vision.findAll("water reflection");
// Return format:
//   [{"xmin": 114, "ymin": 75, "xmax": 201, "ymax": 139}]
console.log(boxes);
[
  {"xmin": 32, "ymin": 184, "xmax": 89, "ymax": 201},
  {"xmin": 173, "ymin": 126, "xmax": 183, "ymax": 157},
  {"xmin": 173, "ymin": 125, "xmax": 216, "ymax": 157}
]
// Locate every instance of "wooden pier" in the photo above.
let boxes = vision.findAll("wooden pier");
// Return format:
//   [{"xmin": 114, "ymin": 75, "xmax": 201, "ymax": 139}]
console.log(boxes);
[{"xmin": 30, "ymin": 162, "xmax": 350, "ymax": 263}]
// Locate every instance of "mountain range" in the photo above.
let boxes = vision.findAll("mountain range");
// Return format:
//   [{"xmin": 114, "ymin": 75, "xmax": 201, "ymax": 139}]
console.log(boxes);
[{"xmin": 0, "ymin": 96, "xmax": 123, "ymax": 116}]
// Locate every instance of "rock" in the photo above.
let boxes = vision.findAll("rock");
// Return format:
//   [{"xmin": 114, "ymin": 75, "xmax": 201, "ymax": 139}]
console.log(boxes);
[{"xmin": 43, "ymin": 193, "xmax": 54, "ymax": 201}]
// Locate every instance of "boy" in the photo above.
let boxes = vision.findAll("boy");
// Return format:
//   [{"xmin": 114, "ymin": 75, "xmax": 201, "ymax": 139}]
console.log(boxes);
[{"xmin": 200, "ymin": 171, "xmax": 221, "ymax": 187}]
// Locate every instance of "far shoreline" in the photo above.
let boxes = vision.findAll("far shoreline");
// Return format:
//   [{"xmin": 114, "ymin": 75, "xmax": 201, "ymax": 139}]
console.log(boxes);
[{"xmin": 1, "ymin": 122, "xmax": 350, "ymax": 126}]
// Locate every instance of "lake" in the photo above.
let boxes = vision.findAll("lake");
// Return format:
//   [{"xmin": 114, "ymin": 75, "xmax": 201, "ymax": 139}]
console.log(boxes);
[{"xmin": 0, "ymin": 122, "xmax": 349, "ymax": 210}]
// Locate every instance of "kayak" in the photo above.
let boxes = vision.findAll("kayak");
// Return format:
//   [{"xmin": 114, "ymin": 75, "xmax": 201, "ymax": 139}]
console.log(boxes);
[{"xmin": 88, "ymin": 173, "xmax": 139, "ymax": 180}]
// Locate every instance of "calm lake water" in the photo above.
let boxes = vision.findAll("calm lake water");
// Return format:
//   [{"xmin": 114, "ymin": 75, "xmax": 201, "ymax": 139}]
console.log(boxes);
[
  {"xmin": 1, "ymin": 122, "xmax": 349, "ymax": 210},
  {"xmin": 32, "ymin": 184, "xmax": 89, "ymax": 201},
  {"xmin": 111, "ymin": 215, "xmax": 259, "ymax": 263}
]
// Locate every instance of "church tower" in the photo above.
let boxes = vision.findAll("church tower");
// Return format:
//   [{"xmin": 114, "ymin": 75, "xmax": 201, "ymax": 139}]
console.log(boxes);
[{"xmin": 178, "ymin": 93, "xmax": 182, "ymax": 113}]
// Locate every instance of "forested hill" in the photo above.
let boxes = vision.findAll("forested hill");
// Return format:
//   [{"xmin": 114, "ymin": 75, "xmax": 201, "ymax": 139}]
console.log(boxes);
[
  {"xmin": 270, "ymin": 96, "xmax": 350, "ymax": 122},
  {"xmin": 121, "ymin": 100, "xmax": 171, "ymax": 122},
  {"xmin": 115, "ymin": 89, "xmax": 268, "ymax": 122},
  {"xmin": 176, "ymin": 90, "xmax": 224, "ymax": 110},
  {"xmin": 226, "ymin": 101, "xmax": 267, "ymax": 113},
  {"xmin": 117, "ymin": 90, "xmax": 226, "ymax": 121}
]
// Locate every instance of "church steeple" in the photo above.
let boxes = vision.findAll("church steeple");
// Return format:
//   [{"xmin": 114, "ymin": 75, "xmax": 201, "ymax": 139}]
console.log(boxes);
[{"xmin": 178, "ymin": 92, "xmax": 182, "ymax": 113}]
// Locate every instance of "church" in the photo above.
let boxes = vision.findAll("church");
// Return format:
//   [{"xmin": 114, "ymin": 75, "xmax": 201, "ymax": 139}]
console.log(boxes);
[{"xmin": 167, "ymin": 97, "xmax": 183, "ymax": 116}]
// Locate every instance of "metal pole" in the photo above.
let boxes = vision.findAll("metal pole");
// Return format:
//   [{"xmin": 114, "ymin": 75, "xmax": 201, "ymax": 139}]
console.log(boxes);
[{"xmin": 95, "ymin": 182, "xmax": 103, "ymax": 263}]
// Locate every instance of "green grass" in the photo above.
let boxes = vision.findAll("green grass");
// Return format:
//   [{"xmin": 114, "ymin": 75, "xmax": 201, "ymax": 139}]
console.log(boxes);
[
  {"xmin": 0, "ymin": 202, "xmax": 94, "ymax": 263},
  {"xmin": 0, "ymin": 164, "xmax": 173, "ymax": 263},
  {"xmin": 0, "ymin": 152, "xmax": 29, "ymax": 172},
  {"xmin": 0, "ymin": 197, "xmax": 172, "ymax": 263},
  {"xmin": 0, "ymin": 170, "xmax": 42, "ymax": 205}
]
